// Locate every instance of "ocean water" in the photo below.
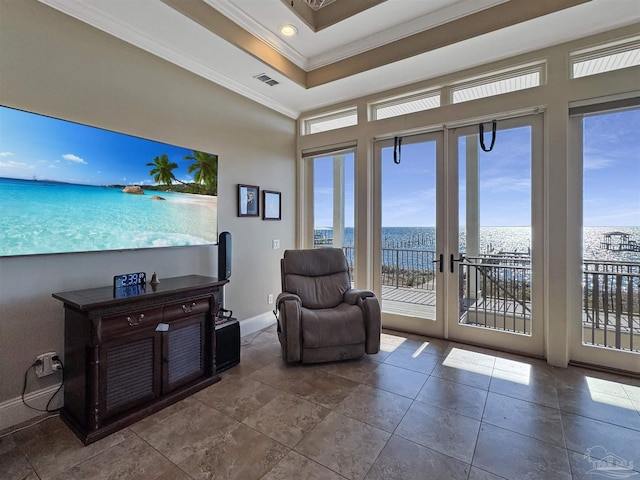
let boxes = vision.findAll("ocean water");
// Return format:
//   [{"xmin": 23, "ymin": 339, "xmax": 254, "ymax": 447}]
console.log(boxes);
[
  {"xmin": 0, "ymin": 177, "xmax": 217, "ymax": 256},
  {"xmin": 336, "ymin": 226, "xmax": 640, "ymax": 264}
]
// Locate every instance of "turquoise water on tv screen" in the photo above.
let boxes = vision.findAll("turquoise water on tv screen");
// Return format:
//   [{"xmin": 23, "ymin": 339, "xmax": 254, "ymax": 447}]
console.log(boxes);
[{"xmin": 0, "ymin": 177, "xmax": 217, "ymax": 256}]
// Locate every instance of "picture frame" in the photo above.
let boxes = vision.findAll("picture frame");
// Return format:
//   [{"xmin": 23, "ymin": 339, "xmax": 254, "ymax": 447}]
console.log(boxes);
[
  {"xmin": 238, "ymin": 184, "xmax": 259, "ymax": 217},
  {"xmin": 263, "ymin": 190, "xmax": 281, "ymax": 221}
]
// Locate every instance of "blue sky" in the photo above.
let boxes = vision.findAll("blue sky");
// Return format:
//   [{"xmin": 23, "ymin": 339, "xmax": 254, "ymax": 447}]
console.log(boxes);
[
  {"xmin": 583, "ymin": 109, "xmax": 639, "ymax": 227},
  {"xmin": 0, "ymin": 106, "xmax": 207, "ymax": 186},
  {"xmin": 314, "ymin": 109, "xmax": 639, "ymax": 228},
  {"xmin": 381, "ymin": 141, "xmax": 438, "ymax": 227}
]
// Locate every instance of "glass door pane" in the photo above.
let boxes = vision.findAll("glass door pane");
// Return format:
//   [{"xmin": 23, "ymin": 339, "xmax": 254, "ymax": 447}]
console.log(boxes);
[
  {"xmin": 377, "ymin": 134, "xmax": 441, "ymax": 330},
  {"xmin": 311, "ymin": 151, "xmax": 355, "ymax": 280},
  {"xmin": 582, "ymin": 108, "xmax": 640, "ymax": 355},
  {"xmin": 458, "ymin": 126, "xmax": 532, "ymax": 333},
  {"xmin": 448, "ymin": 115, "xmax": 543, "ymax": 355}
]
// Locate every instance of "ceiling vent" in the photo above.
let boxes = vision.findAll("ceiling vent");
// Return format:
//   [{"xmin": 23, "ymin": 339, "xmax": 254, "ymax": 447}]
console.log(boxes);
[{"xmin": 254, "ymin": 73, "xmax": 279, "ymax": 87}]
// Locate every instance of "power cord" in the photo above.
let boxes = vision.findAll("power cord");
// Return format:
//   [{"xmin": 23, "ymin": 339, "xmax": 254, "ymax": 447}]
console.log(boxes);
[
  {"xmin": 22, "ymin": 356, "xmax": 64, "ymax": 413},
  {"xmin": 0, "ymin": 412, "xmax": 59, "ymax": 439}
]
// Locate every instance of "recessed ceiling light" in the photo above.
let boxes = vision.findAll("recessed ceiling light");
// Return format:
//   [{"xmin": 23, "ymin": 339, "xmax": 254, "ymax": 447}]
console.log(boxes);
[{"xmin": 280, "ymin": 24, "xmax": 298, "ymax": 36}]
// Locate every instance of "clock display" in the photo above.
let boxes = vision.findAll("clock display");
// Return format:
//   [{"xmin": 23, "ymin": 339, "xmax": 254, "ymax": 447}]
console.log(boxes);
[
  {"xmin": 113, "ymin": 272, "xmax": 146, "ymax": 298},
  {"xmin": 114, "ymin": 272, "xmax": 146, "ymax": 289}
]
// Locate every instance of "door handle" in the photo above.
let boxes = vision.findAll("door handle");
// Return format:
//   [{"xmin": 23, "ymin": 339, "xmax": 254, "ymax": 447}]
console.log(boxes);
[
  {"xmin": 432, "ymin": 254, "xmax": 443, "ymax": 273},
  {"xmin": 450, "ymin": 253, "xmax": 465, "ymax": 273}
]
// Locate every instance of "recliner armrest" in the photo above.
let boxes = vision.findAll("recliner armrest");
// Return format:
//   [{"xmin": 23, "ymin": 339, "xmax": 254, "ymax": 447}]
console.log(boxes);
[
  {"xmin": 276, "ymin": 292, "xmax": 302, "ymax": 363},
  {"xmin": 344, "ymin": 289, "xmax": 376, "ymax": 305},
  {"xmin": 276, "ymin": 292, "xmax": 301, "ymax": 307}
]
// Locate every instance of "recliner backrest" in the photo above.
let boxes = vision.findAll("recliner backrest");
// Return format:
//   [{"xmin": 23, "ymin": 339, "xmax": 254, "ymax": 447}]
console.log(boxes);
[{"xmin": 281, "ymin": 248, "xmax": 351, "ymax": 309}]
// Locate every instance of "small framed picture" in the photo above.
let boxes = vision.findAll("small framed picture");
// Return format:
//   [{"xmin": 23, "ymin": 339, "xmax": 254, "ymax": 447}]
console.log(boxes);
[
  {"xmin": 263, "ymin": 190, "xmax": 281, "ymax": 221},
  {"xmin": 238, "ymin": 184, "xmax": 259, "ymax": 217}
]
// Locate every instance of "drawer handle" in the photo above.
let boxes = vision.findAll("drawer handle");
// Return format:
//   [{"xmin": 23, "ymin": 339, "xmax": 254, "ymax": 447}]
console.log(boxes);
[
  {"xmin": 126, "ymin": 314, "xmax": 144, "ymax": 326},
  {"xmin": 182, "ymin": 302, "xmax": 197, "ymax": 314}
]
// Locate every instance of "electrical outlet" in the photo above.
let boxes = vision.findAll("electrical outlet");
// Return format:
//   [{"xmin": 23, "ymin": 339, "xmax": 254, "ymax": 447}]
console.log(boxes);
[
  {"xmin": 35, "ymin": 352, "xmax": 58, "ymax": 378},
  {"xmin": 268, "ymin": 293, "xmax": 274, "ymax": 304},
  {"xmin": 272, "ymin": 239, "xmax": 280, "ymax": 249}
]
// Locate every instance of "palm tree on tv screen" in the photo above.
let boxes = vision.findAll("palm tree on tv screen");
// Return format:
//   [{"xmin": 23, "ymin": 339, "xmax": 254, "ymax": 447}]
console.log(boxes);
[
  {"xmin": 184, "ymin": 151, "xmax": 218, "ymax": 195},
  {"xmin": 146, "ymin": 154, "xmax": 178, "ymax": 186}
]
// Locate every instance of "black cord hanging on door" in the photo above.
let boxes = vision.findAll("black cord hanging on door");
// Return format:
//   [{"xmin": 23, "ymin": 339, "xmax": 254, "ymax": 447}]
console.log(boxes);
[
  {"xmin": 393, "ymin": 136, "xmax": 403, "ymax": 164},
  {"xmin": 479, "ymin": 120, "xmax": 497, "ymax": 152}
]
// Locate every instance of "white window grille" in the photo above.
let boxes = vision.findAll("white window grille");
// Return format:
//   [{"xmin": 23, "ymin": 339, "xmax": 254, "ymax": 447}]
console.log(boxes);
[
  {"xmin": 370, "ymin": 90, "xmax": 440, "ymax": 121},
  {"xmin": 571, "ymin": 37, "xmax": 640, "ymax": 79},
  {"xmin": 451, "ymin": 64, "xmax": 544, "ymax": 104},
  {"xmin": 302, "ymin": 107, "xmax": 358, "ymax": 135}
]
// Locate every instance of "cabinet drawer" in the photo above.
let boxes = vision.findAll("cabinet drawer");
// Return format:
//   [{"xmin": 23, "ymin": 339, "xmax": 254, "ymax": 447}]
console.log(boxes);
[
  {"xmin": 164, "ymin": 297, "xmax": 210, "ymax": 321},
  {"xmin": 101, "ymin": 307, "xmax": 163, "ymax": 339}
]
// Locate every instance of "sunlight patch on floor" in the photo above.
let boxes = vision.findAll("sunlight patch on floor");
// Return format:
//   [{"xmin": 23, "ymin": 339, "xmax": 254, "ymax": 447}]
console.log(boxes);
[
  {"xmin": 585, "ymin": 377, "xmax": 628, "ymax": 397},
  {"xmin": 445, "ymin": 347, "xmax": 495, "ymax": 367},
  {"xmin": 379, "ymin": 333, "xmax": 408, "ymax": 352},
  {"xmin": 411, "ymin": 342, "xmax": 428, "ymax": 358},
  {"xmin": 494, "ymin": 358, "xmax": 533, "ymax": 376},
  {"xmin": 441, "ymin": 348, "xmax": 496, "ymax": 378},
  {"xmin": 491, "ymin": 367, "xmax": 531, "ymax": 385},
  {"xmin": 587, "ymin": 377, "xmax": 637, "ymax": 411},
  {"xmin": 441, "ymin": 356, "xmax": 492, "ymax": 375}
]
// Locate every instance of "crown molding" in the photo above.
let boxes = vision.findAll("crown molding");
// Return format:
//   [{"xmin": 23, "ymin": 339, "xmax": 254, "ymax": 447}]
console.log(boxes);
[
  {"xmin": 203, "ymin": 0, "xmax": 309, "ymax": 69},
  {"xmin": 205, "ymin": 0, "xmax": 508, "ymax": 71},
  {"xmin": 306, "ymin": 0, "xmax": 508, "ymax": 69},
  {"xmin": 37, "ymin": 0, "xmax": 299, "ymax": 119}
]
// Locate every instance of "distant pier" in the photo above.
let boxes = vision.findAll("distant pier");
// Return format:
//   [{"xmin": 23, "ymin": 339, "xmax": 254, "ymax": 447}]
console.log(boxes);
[{"xmin": 600, "ymin": 231, "xmax": 640, "ymax": 252}]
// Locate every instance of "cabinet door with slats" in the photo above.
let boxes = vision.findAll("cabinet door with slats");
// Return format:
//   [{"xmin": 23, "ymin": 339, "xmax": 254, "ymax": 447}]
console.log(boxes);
[
  {"xmin": 100, "ymin": 330, "xmax": 161, "ymax": 419},
  {"xmin": 163, "ymin": 316, "xmax": 206, "ymax": 393}
]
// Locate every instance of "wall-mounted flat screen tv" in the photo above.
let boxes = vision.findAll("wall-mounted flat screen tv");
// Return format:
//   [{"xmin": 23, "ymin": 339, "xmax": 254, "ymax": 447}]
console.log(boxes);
[{"xmin": 0, "ymin": 106, "xmax": 218, "ymax": 256}]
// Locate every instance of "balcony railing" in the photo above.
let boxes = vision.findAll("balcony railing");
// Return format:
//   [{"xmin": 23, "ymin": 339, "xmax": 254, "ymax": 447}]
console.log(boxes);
[
  {"xmin": 381, "ymin": 248, "xmax": 438, "ymax": 289},
  {"xmin": 459, "ymin": 255, "xmax": 532, "ymax": 334},
  {"xmin": 583, "ymin": 260, "xmax": 640, "ymax": 352},
  {"xmin": 336, "ymin": 241, "xmax": 639, "ymax": 352}
]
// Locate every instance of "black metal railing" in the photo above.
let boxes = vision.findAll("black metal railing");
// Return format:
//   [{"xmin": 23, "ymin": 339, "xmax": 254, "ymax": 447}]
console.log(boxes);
[
  {"xmin": 334, "ymin": 238, "xmax": 639, "ymax": 352},
  {"xmin": 339, "ymin": 246, "xmax": 438, "ymax": 290},
  {"xmin": 381, "ymin": 248, "xmax": 438, "ymax": 289},
  {"xmin": 459, "ymin": 256, "xmax": 532, "ymax": 334},
  {"xmin": 583, "ymin": 260, "xmax": 640, "ymax": 352}
]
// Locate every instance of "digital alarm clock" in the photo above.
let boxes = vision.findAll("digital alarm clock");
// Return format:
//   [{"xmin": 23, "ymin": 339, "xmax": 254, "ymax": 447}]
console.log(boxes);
[
  {"xmin": 114, "ymin": 272, "xmax": 146, "ymax": 289},
  {"xmin": 113, "ymin": 272, "xmax": 146, "ymax": 298}
]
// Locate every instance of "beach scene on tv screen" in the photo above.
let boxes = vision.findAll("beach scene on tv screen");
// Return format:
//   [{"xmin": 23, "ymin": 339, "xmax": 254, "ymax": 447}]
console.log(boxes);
[{"xmin": 0, "ymin": 106, "xmax": 218, "ymax": 256}]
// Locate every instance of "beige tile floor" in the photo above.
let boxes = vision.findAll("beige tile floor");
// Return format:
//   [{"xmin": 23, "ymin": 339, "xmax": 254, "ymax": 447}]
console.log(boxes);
[{"xmin": 2, "ymin": 325, "xmax": 639, "ymax": 480}]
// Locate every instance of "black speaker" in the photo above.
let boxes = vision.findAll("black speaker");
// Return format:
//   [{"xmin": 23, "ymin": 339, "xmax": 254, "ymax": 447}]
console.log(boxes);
[
  {"xmin": 218, "ymin": 231, "xmax": 231, "ymax": 280},
  {"xmin": 215, "ymin": 319, "xmax": 240, "ymax": 373}
]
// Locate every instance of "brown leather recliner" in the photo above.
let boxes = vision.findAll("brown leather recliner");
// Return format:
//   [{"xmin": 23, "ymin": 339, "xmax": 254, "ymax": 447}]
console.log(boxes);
[{"xmin": 276, "ymin": 248, "xmax": 381, "ymax": 363}]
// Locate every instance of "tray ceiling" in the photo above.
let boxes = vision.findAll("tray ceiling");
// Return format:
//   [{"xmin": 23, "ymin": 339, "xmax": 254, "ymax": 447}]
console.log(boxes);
[{"xmin": 38, "ymin": 0, "xmax": 640, "ymax": 118}]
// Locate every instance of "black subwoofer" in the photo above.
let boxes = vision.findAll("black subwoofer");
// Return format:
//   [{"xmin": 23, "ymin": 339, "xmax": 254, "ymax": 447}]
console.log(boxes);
[{"xmin": 215, "ymin": 318, "xmax": 240, "ymax": 373}]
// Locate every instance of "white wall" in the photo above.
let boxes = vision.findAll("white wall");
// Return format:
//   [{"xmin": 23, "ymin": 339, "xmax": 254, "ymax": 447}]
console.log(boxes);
[{"xmin": 0, "ymin": 0, "xmax": 295, "ymax": 428}]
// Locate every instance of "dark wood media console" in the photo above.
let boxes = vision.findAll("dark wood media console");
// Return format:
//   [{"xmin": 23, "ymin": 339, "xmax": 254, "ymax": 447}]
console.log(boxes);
[{"xmin": 52, "ymin": 275, "xmax": 228, "ymax": 445}]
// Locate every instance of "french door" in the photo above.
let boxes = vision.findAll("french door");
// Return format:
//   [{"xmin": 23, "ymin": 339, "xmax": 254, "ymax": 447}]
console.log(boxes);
[
  {"xmin": 373, "ymin": 132, "xmax": 445, "ymax": 337},
  {"xmin": 446, "ymin": 114, "xmax": 544, "ymax": 356},
  {"xmin": 373, "ymin": 114, "xmax": 544, "ymax": 356}
]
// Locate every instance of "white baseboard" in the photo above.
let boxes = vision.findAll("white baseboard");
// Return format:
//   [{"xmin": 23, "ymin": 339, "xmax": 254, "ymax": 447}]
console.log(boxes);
[
  {"xmin": 0, "ymin": 383, "xmax": 63, "ymax": 432},
  {"xmin": 239, "ymin": 311, "xmax": 276, "ymax": 337}
]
